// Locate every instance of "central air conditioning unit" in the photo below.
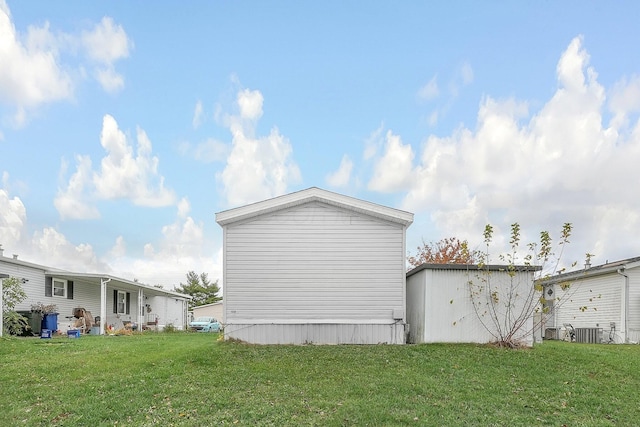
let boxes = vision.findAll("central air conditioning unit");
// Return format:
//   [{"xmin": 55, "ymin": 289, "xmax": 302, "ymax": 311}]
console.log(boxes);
[
  {"xmin": 544, "ymin": 327, "xmax": 559, "ymax": 340},
  {"xmin": 575, "ymin": 327, "xmax": 603, "ymax": 344}
]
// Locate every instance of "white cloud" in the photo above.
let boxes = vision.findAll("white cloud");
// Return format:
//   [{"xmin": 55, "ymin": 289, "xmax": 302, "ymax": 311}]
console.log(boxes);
[
  {"xmin": 326, "ymin": 155, "xmax": 353, "ymax": 188},
  {"xmin": 107, "ymin": 202, "xmax": 222, "ymax": 288},
  {"xmin": 81, "ymin": 16, "xmax": 132, "ymax": 93},
  {"xmin": 419, "ymin": 63, "xmax": 473, "ymax": 128},
  {"xmin": 177, "ymin": 197, "xmax": 190, "ymax": 219},
  {"xmin": 109, "ymin": 235, "xmax": 126, "ymax": 258},
  {"xmin": 177, "ymin": 137, "xmax": 230, "ymax": 163},
  {"xmin": 0, "ymin": 186, "xmax": 26, "ymax": 246},
  {"xmin": 0, "ymin": 4, "xmax": 131, "ymax": 125},
  {"xmin": 54, "ymin": 155, "xmax": 100, "ymax": 220},
  {"xmin": 0, "ymin": 2, "xmax": 73, "ymax": 126},
  {"xmin": 0, "ymin": 175, "xmax": 107, "ymax": 272},
  {"xmin": 609, "ymin": 75, "xmax": 640, "ymax": 129},
  {"xmin": 219, "ymin": 88, "xmax": 301, "ymax": 206},
  {"xmin": 30, "ymin": 227, "xmax": 107, "ymax": 272},
  {"xmin": 460, "ymin": 62, "xmax": 474, "ymax": 85},
  {"xmin": 81, "ymin": 17, "xmax": 131, "ymax": 64},
  {"xmin": 54, "ymin": 114, "xmax": 176, "ymax": 218},
  {"xmin": 194, "ymin": 138, "xmax": 229, "ymax": 163},
  {"xmin": 2, "ymin": 169, "xmax": 215, "ymax": 288},
  {"xmin": 427, "ymin": 110, "xmax": 439, "ymax": 127},
  {"xmin": 192, "ymin": 100, "xmax": 204, "ymax": 129},
  {"xmin": 236, "ymin": 88, "xmax": 263, "ymax": 121},
  {"xmin": 399, "ymin": 36, "xmax": 640, "ymax": 266},
  {"xmin": 363, "ymin": 124, "xmax": 385, "ymax": 160},
  {"xmin": 93, "ymin": 114, "xmax": 176, "ymax": 206},
  {"xmin": 368, "ymin": 130, "xmax": 415, "ymax": 193},
  {"xmin": 418, "ymin": 75, "xmax": 439, "ymax": 101},
  {"xmin": 95, "ymin": 66, "xmax": 124, "ymax": 93}
]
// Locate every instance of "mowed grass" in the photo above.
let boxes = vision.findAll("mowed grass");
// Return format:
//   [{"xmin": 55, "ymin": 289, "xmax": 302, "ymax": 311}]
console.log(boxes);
[{"xmin": 1, "ymin": 333, "xmax": 639, "ymax": 426}]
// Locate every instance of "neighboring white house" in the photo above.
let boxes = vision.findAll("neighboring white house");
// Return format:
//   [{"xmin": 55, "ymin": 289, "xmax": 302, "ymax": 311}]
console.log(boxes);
[
  {"xmin": 406, "ymin": 263, "xmax": 540, "ymax": 346},
  {"xmin": 0, "ymin": 250, "xmax": 191, "ymax": 334},
  {"xmin": 216, "ymin": 187, "xmax": 414, "ymax": 344},
  {"xmin": 542, "ymin": 256, "xmax": 640, "ymax": 344},
  {"xmin": 192, "ymin": 301, "xmax": 223, "ymax": 324}
]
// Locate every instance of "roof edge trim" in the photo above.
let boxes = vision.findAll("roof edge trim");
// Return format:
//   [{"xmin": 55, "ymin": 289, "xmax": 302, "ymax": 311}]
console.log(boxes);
[{"xmin": 216, "ymin": 187, "xmax": 413, "ymax": 226}]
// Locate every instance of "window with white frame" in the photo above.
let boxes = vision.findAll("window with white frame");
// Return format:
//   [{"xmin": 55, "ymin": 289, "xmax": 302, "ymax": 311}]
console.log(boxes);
[
  {"xmin": 45, "ymin": 277, "xmax": 74, "ymax": 300},
  {"xmin": 53, "ymin": 279, "xmax": 67, "ymax": 297},
  {"xmin": 117, "ymin": 290, "xmax": 126, "ymax": 314}
]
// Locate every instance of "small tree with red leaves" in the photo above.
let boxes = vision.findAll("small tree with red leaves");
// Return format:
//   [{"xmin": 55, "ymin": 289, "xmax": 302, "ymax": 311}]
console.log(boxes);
[{"xmin": 408, "ymin": 237, "xmax": 480, "ymax": 268}]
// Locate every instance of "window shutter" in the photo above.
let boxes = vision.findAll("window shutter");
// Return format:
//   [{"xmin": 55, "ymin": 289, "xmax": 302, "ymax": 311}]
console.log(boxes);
[
  {"xmin": 126, "ymin": 292, "xmax": 131, "ymax": 314},
  {"xmin": 45, "ymin": 277, "xmax": 52, "ymax": 297},
  {"xmin": 113, "ymin": 289, "xmax": 118, "ymax": 313},
  {"xmin": 67, "ymin": 281, "xmax": 74, "ymax": 299}
]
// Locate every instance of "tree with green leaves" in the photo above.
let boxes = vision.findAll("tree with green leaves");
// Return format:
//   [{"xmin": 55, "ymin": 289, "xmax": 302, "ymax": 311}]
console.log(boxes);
[
  {"xmin": 2, "ymin": 276, "xmax": 28, "ymax": 336},
  {"xmin": 468, "ymin": 222, "xmax": 577, "ymax": 348},
  {"xmin": 174, "ymin": 271, "xmax": 221, "ymax": 310}
]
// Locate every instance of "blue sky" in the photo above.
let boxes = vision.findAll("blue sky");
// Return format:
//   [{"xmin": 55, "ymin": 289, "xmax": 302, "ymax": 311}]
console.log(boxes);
[{"xmin": 2, "ymin": 1, "xmax": 640, "ymax": 288}]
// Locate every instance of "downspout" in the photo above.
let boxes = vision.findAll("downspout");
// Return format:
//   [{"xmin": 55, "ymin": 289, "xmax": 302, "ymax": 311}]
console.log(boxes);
[
  {"xmin": 100, "ymin": 278, "xmax": 111, "ymax": 335},
  {"xmin": 616, "ymin": 268, "xmax": 629, "ymax": 343}
]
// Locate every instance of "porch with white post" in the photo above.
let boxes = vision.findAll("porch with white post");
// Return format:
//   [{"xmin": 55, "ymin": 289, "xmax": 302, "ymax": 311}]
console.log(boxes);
[
  {"xmin": 100, "ymin": 278, "xmax": 111, "ymax": 335},
  {"xmin": 138, "ymin": 288, "xmax": 144, "ymax": 331}
]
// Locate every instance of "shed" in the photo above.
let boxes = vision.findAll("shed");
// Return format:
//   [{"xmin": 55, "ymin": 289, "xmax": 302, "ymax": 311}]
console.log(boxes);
[
  {"xmin": 192, "ymin": 301, "xmax": 223, "ymax": 324},
  {"xmin": 541, "ymin": 257, "xmax": 640, "ymax": 344},
  {"xmin": 406, "ymin": 263, "xmax": 539, "ymax": 346},
  {"xmin": 215, "ymin": 187, "xmax": 414, "ymax": 344}
]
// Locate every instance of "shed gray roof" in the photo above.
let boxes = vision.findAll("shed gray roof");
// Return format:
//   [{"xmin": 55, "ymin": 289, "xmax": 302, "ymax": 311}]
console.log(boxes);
[
  {"xmin": 216, "ymin": 187, "xmax": 414, "ymax": 226},
  {"xmin": 406, "ymin": 263, "xmax": 541, "ymax": 278}
]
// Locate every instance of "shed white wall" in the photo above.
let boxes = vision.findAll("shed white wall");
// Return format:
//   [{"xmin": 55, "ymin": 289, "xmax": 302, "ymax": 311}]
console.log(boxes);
[
  {"xmin": 406, "ymin": 271, "xmax": 425, "ymax": 344},
  {"xmin": 552, "ymin": 272, "xmax": 624, "ymax": 342},
  {"xmin": 223, "ymin": 201, "xmax": 407, "ymax": 344},
  {"xmin": 192, "ymin": 302, "xmax": 223, "ymax": 322},
  {"xmin": 407, "ymin": 267, "xmax": 535, "ymax": 345}
]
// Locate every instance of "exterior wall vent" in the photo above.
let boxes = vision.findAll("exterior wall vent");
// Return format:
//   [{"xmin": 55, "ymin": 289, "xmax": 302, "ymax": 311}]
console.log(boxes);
[{"xmin": 575, "ymin": 327, "xmax": 602, "ymax": 343}]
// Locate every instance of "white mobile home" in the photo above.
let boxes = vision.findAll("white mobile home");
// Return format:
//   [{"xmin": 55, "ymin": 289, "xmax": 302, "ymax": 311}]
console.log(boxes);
[
  {"xmin": 216, "ymin": 187, "xmax": 414, "ymax": 344},
  {"xmin": 542, "ymin": 257, "xmax": 640, "ymax": 344},
  {"xmin": 406, "ymin": 263, "xmax": 539, "ymax": 346},
  {"xmin": 0, "ymin": 252, "xmax": 190, "ymax": 334}
]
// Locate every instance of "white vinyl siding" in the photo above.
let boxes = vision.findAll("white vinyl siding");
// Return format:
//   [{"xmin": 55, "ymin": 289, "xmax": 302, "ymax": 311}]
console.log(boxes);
[
  {"xmin": 554, "ymin": 273, "xmax": 622, "ymax": 329},
  {"xmin": 225, "ymin": 202, "xmax": 404, "ymax": 323},
  {"xmin": 222, "ymin": 199, "xmax": 409, "ymax": 344}
]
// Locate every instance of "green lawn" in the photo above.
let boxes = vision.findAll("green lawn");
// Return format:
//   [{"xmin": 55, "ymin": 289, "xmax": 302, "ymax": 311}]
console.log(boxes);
[{"xmin": 0, "ymin": 333, "xmax": 638, "ymax": 426}]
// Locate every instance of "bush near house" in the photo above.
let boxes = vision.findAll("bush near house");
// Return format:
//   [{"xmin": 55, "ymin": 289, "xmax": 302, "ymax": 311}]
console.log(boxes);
[{"xmin": 0, "ymin": 334, "xmax": 638, "ymax": 425}]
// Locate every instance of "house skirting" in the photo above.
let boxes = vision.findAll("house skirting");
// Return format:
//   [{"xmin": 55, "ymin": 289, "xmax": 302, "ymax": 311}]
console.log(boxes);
[{"xmin": 224, "ymin": 322, "xmax": 406, "ymax": 345}]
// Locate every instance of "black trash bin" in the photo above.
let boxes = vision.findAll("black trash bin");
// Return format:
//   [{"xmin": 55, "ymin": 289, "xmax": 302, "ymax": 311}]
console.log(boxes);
[{"xmin": 17, "ymin": 311, "xmax": 42, "ymax": 336}]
